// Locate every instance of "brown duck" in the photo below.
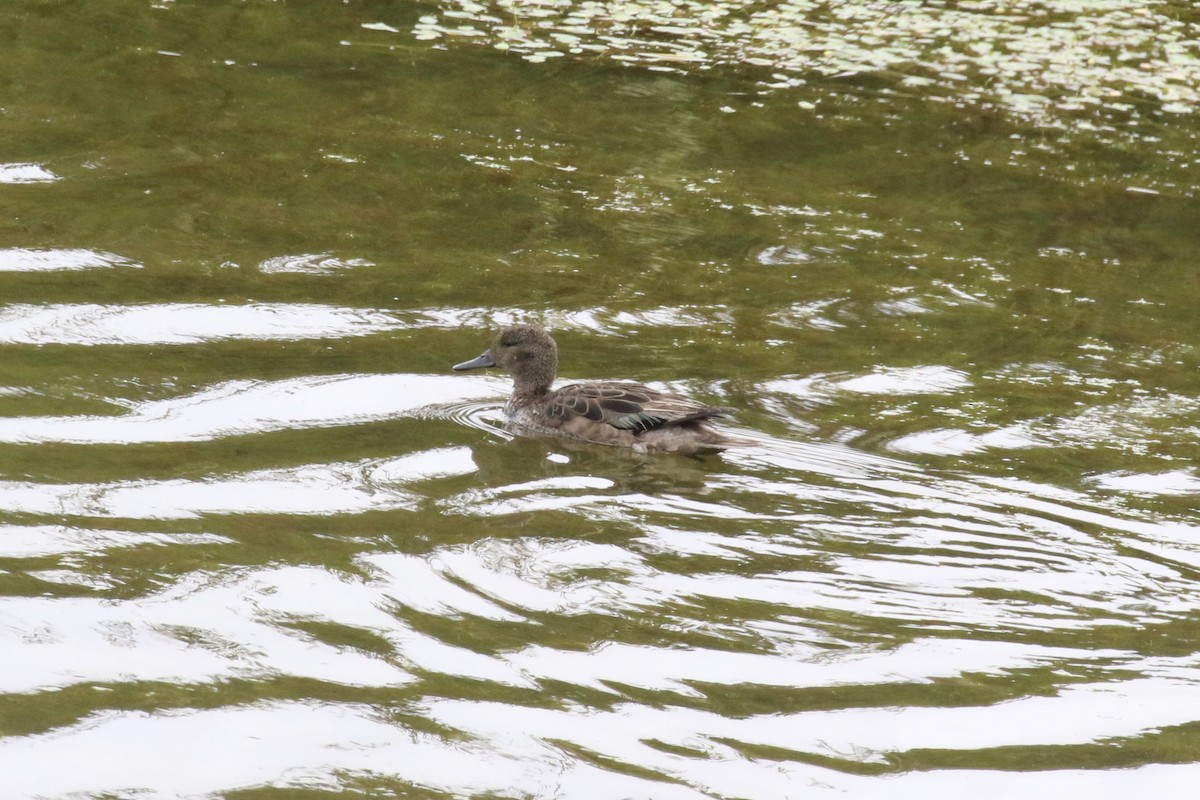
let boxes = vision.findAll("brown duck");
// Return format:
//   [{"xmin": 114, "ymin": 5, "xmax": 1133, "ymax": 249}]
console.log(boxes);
[{"xmin": 453, "ymin": 324, "xmax": 749, "ymax": 454}]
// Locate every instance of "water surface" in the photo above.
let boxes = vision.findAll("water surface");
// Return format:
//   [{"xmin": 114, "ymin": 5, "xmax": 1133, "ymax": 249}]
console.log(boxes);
[{"xmin": 1, "ymin": 1, "xmax": 1199, "ymax": 797}]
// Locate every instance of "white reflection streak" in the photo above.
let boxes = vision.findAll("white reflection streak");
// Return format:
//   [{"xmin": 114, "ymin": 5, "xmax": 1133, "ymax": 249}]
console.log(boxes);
[
  {"xmin": 366, "ymin": 553, "xmax": 528, "ymax": 622},
  {"xmin": 0, "ymin": 164, "xmax": 60, "ymax": 184},
  {"xmin": 0, "ymin": 525, "xmax": 228, "ymax": 558},
  {"xmin": 0, "ymin": 247, "xmax": 135, "ymax": 270},
  {"xmin": 0, "ymin": 303, "xmax": 408, "ymax": 345},
  {"xmin": 887, "ymin": 393, "xmax": 1200, "ymax": 457},
  {"xmin": 0, "ymin": 374, "xmax": 502, "ymax": 444},
  {"xmin": 0, "ymin": 302, "xmax": 743, "ymax": 346},
  {"xmin": 0, "ymin": 566, "xmax": 411, "ymax": 694},
  {"xmin": 1089, "ymin": 469, "xmax": 1200, "ymax": 496},
  {"xmin": 0, "ymin": 448, "xmax": 476, "ymax": 519},
  {"xmin": 393, "ymin": 486, "xmax": 1200, "ymax": 635},
  {"xmin": 846, "ymin": 763, "xmax": 1200, "ymax": 800},
  {"xmin": 776, "ymin": 671, "xmax": 1200, "ymax": 755},
  {"xmin": 258, "ymin": 252, "xmax": 374, "ymax": 274},
  {"xmin": 503, "ymin": 638, "xmax": 1104, "ymax": 696},
  {"xmin": 424, "ymin": 670, "xmax": 1200, "ymax": 798},
  {"xmin": 374, "ymin": 539, "xmax": 648, "ymax": 618},
  {"xmin": 0, "ymin": 701, "xmax": 709, "ymax": 800},
  {"xmin": 835, "ymin": 365, "xmax": 971, "ymax": 394}
]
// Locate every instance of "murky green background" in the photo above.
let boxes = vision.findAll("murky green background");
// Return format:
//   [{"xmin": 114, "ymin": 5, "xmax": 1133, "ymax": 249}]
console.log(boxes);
[{"xmin": 2, "ymin": 1, "xmax": 1199, "ymax": 797}]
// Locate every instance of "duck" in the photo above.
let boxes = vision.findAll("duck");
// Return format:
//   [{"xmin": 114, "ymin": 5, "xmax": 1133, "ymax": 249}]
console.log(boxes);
[{"xmin": 453, "ymin": 323, "xmax": 750, "ymax": 454}]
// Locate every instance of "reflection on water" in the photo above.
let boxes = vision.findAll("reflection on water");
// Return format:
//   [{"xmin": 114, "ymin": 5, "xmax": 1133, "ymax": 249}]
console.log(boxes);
[
  {"xmin": 0, "ymin": 163, "xmax": 59, "ymax": 185},
  {"xmin": 2, "ymin": 0, "xmax": 1200, "ymax": 797},
  {"xmin": 5, "ymin": 395, "xmax": 1200, "ymax": 794},
  {"xmin": 0, "ymin": 248, "xmax": 137, "ymax": 271},
  {"xmin": 1090, "ymin": 469, "xmax": 1200, "ymax": 497},
  {"xmin": 258, "ymin": 253, "xmax": 375, "ymax": 274},
  {"xmin": 7, "ymin": 692, "xmax": 1196, "ymax": 798},
  {"xmin": 0, "ymin": 303, "xmax": 409, "ymax": 345},
  {"xmin": 0, "ymin": 447, "xmax": 473, "ymax": 519},
  {"xmin": 0, "ymin": 374, "xmax": 501, "ymax": 443},
  {"xmin": 412, "ymin": 0, "xmax": 1200, "ymax": 135}
]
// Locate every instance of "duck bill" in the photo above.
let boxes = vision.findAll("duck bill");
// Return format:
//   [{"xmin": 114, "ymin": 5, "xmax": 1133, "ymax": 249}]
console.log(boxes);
[{"xmin": 452, "ymin": 351, "xmax": 496, "ymax": 371}]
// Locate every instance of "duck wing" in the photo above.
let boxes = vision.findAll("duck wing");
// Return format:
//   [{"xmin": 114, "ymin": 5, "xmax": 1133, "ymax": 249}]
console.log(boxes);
[{"xmin": 548, "ymin": 382, "xmax": 733, "ymax": 434}]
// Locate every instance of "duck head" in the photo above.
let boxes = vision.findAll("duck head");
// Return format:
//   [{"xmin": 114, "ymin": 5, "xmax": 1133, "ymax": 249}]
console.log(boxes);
[{"xmin": 453, "ymin": 323, "xmax": 559, "ymax": 396}]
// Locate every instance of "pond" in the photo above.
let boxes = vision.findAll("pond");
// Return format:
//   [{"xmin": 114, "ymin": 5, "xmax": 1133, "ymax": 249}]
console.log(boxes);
[{"xmin": 1, "ymin": 1, "xmax": 1199, "ymax": 797}]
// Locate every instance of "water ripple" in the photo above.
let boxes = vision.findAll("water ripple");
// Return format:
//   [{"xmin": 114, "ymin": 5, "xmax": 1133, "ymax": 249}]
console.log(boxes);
[
  {"xmin": 0, "ymin": 163, "xmax": 59, "ymax": 184},
  {"xmin": 0, "ymin": 700, "xmax": 706, "ymax": 799},
  {"xmin": 0, "ymin": 565, "xmax": 413, "ymax": 694},
  {"xmin": 0, "ymin": 248, "xmax": 138, "ymax": 271},
  {"xmin": 410, "ymin": 1, "xmax": 1200, "ymax": 135},
  {"xmin": 0, "ymin": 374, "xmax": 502, "ymax": 444},
  {"xmin": 0, "ymin": 303, "xmax": 407, "ymax": 345},
  {"xmin": 0, "ymin": 448, "xmax": 475, "ymax": 520},
  {"xmin": 0, "ymin": 525, "xmax": 228, "ymax": 559},
  {"xmin": 413, "ymin": 399, "xmax": 512, "ymax": 440},
  {"xmin": 258, "ymin": 252, "xmax": 375, "ymax": 274}
]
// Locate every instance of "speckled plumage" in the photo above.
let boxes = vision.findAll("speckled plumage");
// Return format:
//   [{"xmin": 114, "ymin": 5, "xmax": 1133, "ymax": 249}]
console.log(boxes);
[{"xmin": 453, "ymin": 324, "xmax": 749, "ymax": 454}]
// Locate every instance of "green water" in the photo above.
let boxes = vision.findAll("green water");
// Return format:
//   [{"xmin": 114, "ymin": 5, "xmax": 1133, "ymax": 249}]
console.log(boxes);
[{"xmin": 1, "ymin": 1, "xmax": 1199, "ymax": 797}]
